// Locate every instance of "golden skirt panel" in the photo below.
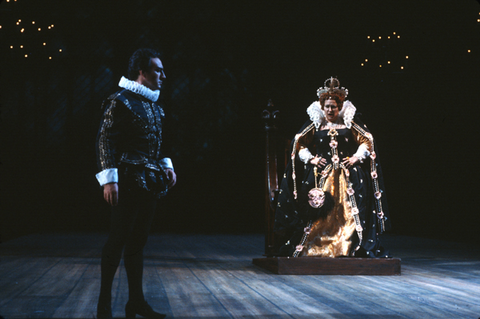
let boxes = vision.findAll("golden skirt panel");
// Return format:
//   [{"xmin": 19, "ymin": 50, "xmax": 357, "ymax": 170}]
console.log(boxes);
[{"xmin": 303, "ymin": 168, "xmax": 356, "ymax": 257}]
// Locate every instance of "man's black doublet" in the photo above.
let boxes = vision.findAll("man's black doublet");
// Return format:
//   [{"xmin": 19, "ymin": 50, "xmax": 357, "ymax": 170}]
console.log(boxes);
[{"xmin": 97, "ymin": 89, "xmax": 168, "ymax": 197}]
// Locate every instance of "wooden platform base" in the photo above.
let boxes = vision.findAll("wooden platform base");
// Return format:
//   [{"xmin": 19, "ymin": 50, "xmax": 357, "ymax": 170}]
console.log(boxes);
[{"xmin": 252, "ymin": 257, "xmax": 401, "ymax": 275}]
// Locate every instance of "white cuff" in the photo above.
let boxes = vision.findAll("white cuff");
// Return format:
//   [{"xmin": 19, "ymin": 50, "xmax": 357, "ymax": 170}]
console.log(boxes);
[
  {"xmin": 159, "ymin": 157, "xmax": 174, "ymax": 171},
  {"xmin": 96, "ymin": 168, "xmax": 118, "ymax": 186},
  {"xmin": 298, "ymin": 148, "xmax": 314, "ymax": 164},
  {"xmin": 353, "ymin": 144, "xmax": 370, "ymax": 163}
]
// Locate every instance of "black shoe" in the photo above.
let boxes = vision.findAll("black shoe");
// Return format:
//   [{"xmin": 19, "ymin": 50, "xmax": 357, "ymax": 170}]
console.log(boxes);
[
  {"xmin": 125, "ymin": 300, "xmax": 166, "ymax": 318},
  {"xmin": 96, "ymin": 301, "xmax": 112, "ymax": 319}
]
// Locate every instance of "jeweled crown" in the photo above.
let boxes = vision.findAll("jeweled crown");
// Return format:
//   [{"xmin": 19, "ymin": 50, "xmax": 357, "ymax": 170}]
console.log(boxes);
[{"xmin": 316, "ymin": 76, "xmax": 349, "ymax": 99}]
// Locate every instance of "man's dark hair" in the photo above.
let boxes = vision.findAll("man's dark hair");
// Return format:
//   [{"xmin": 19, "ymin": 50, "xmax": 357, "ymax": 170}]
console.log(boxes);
[{"xmin": 127, "ymin": 48, "xmax": 161, "ymax": 80}]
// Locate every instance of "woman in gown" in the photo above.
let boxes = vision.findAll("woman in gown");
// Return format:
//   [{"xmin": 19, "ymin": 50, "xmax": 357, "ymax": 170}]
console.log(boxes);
[{"xmin": 274, "ymin": 77, "xmax": 390, "ymax": 258}]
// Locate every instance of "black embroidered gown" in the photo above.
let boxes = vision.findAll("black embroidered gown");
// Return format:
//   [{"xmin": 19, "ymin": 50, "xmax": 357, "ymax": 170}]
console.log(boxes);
[{"xmin": 274, "ymin": 117, "xmax": 390, "ymax": 258}]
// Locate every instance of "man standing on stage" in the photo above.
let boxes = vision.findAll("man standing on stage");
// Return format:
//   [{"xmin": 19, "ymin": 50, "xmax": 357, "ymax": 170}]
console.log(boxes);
[{"xmin": 95, "ymin": 48, "xmax": 176, "ymax": 319}]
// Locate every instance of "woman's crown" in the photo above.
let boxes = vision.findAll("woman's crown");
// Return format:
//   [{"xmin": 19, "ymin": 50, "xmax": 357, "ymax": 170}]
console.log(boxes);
[{"xmin": 316, "ymin": 76, "xmax": 349, "ymax": 98}]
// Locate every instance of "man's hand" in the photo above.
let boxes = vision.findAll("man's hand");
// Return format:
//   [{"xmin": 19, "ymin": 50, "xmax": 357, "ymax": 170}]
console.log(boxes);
[
  {"xmin": 165, "ymin": 169, "xmax": 177, "ymax": 189},
  {"xmin": 103, "ymin": 182, "xmax": 119, "ymax": 206}
]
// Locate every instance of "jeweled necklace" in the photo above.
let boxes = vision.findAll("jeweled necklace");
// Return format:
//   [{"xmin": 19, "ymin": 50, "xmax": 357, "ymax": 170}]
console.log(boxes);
[{"xmin": 322, "ymin": 121, "xmax": 341, "ymax": 129}]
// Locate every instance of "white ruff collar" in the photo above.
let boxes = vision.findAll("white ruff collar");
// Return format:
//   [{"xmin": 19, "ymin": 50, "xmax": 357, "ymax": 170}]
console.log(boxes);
[
  {"xmin": 118, "ymin": 76, "xmax": 160, "ymax": 102},
  {"xmin": 306, "ymin": 100, "xmax": 356, "ymax": 129}
]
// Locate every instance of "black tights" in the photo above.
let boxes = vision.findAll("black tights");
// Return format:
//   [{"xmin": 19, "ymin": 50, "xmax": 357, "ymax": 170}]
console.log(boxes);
[{"xmin": 99, "ymin": 188, "xmax": 157, "ymax": 305}]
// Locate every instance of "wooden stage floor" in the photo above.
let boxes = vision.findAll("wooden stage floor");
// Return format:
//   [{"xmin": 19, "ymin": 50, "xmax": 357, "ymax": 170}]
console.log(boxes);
[{"xmin": 0, "ymin": 233, "xmax": 479, "ymax": 319}]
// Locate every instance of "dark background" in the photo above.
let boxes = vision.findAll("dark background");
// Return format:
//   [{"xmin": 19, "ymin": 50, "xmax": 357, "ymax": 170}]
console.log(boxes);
[{"xmin": 1, "ymin": 0, "xmax": 479, "ymax": 243}]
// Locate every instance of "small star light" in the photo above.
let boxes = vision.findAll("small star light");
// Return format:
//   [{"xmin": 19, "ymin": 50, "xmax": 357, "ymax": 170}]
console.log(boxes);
[
  {"xmin": 49, "ymin": 56, "xmax": 52, "ymax": 60},
  {"xmin": 20, "ymin": 45, "xmax": 23, "ymax": 48},
  {"xmin": 32, "ymin": 21, "xmax": 35, "ymax": 24},
  {"xmin": 38, "ymin": 28, "xmax": 41, "ymax": 31},
  {"xmin": 397, "ymin": 35, "xmax": 401, "ymax": 39},
  {"xmin": 365, "ymin": 59, "xmax": 368, "ymax": 62},
  {"xmin": 379, "ymin": 36, "xmax": 382, "ymax": 39},
  {"xmin": 16, "ymin": 21, "xmax": 20, "ymax": 25},
  {"xmin": 59, "ymin": 49, "xmax": 62, "ymax": 52},
  {"xmin": 361, "ymin": 63, "xmax": 364, "ymax": 67},
  {"xmin": 367, "ymin": 35, "xmax": 370, "ymax": 39},
  {"xmin": 372, "ymin": 39, "xmax": 376, "ymax": 43},
  {"xmin": 401, "ymin": 66, "xmax": 404, "ymax": 70},
  {"xmin": 10, "ymin": 45, "xmax": 13, "ymax": 49},
  {"xmin": 406, "ymin": 55, "xmax": 409, "ymax": 59},
  {"xmin": 43, "ymin": 42, "xmax": 46, "ymax": 46},
  {"xmin": 24, "ymin": 54, "xmax": 28, "ymax": 58},
  {"xmin": 387, "ymin": 61, "xmax": 391, "ymax": 64},
  {"xmin": 20, "ymin": 28, "xmax": 24, "ymax": 33},
  {"xmin": 393, "ymin": 31, "xmax": 396, "ymax": 35},
  {"xmin": 467, "ymin": 49, "xmax": 471, "ymax": 53},
  {"xmin": 379, "ymin": 65, "xmax": 382, "ymax": 68}
]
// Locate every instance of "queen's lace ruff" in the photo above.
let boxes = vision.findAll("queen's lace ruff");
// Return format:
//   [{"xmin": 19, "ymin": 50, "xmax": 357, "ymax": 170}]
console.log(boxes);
[{"xmin": 306, "ymin": 100, "xmax": 356, "ymax": 129}]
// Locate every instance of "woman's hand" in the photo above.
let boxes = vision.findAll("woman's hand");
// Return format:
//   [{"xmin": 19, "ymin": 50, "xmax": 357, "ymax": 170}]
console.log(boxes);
[
  {"xmin": 342, "ymin": 156, "xmax": 359, "ymax": 169},
  {"xmin": 310, "ymin": 155, "xmax": 327, "ymax": 167}
]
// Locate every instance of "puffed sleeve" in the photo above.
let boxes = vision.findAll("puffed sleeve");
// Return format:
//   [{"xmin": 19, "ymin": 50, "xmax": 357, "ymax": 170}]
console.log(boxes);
[
  {"xmin": 296, "ymin": 128, "xmax": 315, "ymax": 164},
  {"xmin": 95, "ymin": 96, "xmax": 127, "ymax": 186},
  {"xmin": 351, "ymin": 124, "xmax": 373, "ymax": 162}
]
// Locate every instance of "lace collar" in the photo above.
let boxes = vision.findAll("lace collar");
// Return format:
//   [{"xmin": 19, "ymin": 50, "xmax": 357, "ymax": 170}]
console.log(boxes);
[
  {"xmin": 306, "ymin": 100, "xmax": 356, "ymax": 129},
  {"xmin": 118, "ymin": 76, "xmax": 160, "ymax": 102}
]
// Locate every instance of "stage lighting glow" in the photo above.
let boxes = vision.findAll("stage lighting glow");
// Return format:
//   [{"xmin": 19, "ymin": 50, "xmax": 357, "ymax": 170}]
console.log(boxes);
[
  {"xmin": 362, "ymin": 31, "xmax": 409, "ymax": 71},
  {"xmin": 8, "ymin": 15, "xmax": 60, "ymax": 60}
]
